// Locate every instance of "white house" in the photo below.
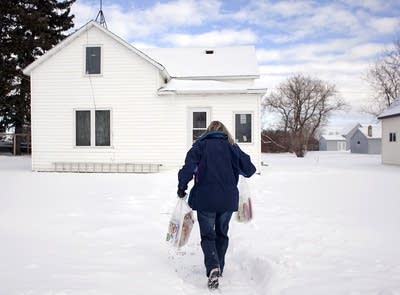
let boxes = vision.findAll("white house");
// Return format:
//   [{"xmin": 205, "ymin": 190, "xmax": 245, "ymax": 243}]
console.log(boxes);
[
  {"xmin": 23, "ymin": 21, "xmax": 266, "ymax": 173},
  {"xmin": 378, "ymin": 98, "xmax": 400, "ymax": 165},
  {"xmin": 349, "ymin": 124, "xmax": 382, "ymax": 154},
  {"xmin": 319, "ymin": 134, "xmax": 346, "ymax": 151}
]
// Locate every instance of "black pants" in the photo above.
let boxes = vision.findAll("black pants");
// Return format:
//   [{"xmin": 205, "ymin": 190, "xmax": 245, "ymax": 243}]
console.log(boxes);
[{"xmin": 197, "ymin": 211, "xmax": 233, "ymax": 276}]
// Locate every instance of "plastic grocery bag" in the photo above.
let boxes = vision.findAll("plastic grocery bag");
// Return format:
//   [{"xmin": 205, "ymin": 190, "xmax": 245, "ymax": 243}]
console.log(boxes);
[
  {"xmin": 236, "ymin": 176, "xmax": 253, "ymax": 223},
  {"xmin": 166, "ymin": 197, "xmax": 195, "ymax": 247}
]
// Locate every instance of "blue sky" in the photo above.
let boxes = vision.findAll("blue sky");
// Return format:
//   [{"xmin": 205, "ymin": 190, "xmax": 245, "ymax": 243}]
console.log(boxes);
[{"xmin": 71, "ymin": 0, "xmax": 400, "ymax": 129}]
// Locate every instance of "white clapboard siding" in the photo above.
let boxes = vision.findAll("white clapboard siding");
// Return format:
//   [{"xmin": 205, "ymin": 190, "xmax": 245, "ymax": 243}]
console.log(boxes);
[
  {"xmin": 30, "ymin": 25, "xmax": 261, "ymax": 172},
  {"xmin": 381, "ymin": 117, "xmax": 400, "ymax": 165}
]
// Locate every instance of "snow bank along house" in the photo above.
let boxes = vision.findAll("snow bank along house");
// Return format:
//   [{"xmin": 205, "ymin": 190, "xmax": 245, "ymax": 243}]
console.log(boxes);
[
  {"xmin": 23, "ymin": 21, "xmax": 266, "ymax": 172},
  {"xmin": 378, "ymin": 98, "xmax": 400, "ymax": 165}
]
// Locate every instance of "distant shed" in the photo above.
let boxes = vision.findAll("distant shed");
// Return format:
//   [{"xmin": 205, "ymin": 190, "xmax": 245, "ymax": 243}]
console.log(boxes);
[
  {"xmin": 350, "ymin": 125, "xmax": 381, "ymax": 154},
  {"xmin": 319, "ymin": 135, "xmax": 346, "ymax": 151}
]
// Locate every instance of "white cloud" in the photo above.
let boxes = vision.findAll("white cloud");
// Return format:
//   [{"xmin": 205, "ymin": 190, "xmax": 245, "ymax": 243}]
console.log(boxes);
[
  {"xmin": 71, "ymin": 1, "xmax": 97, "ymax": 28},
  {"xmin": 346, "ymin": 43, "xmax": 384, "ymax": 59},
  {"xmin": 141, "ymin": 0, "xmax": 221, "ymax": 26},
  {"xmin": 164, "ymin": 29, "xmax": 257, "ymax": 47},
  {"xmin": 369, "ymin": 17, "xmax": 400, "ymax": 34},
  {"xmin": 71, "ymin": 0, "xmax": 223, "ymax": 39},
  {"xmin": 234, "ymin": 0, "xmax": 398, "ymax": 44},
  {"xmin": 131, "ymin": 42, "xmax": 159, "ymax": 49},
  {"xmin": 340, "ymin": 0, "xmax": 399, "ymax": 13},
  {"xmin": 256, "ymin": 39, "xmax": 385, "ymax": 65},
  {"xmin": 69, "ymin": 0, "xmax": 397, "ymax": 118}
]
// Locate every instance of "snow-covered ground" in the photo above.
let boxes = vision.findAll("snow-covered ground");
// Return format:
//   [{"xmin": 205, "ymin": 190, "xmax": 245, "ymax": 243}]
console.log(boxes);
[{"xmin": 1, "ymin": 152, "xmax": 400, "ymax": 295}]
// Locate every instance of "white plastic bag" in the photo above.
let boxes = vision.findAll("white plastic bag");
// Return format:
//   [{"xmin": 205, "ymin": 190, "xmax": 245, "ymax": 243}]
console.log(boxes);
[
  {"xmin": 166, "ymin": 197, "xmax": 195, "ymax": 247},
  {"xmin": 236, "ymin": 176, "xmax": 253, "ymax": 223}
]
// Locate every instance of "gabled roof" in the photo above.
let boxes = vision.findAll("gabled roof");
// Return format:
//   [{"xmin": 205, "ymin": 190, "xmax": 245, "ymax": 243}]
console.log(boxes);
[
  {"xmin": 23, "ymin": 21, "xmax": 170, "ymax": 79},
  {"xmin": 158, "ymin": 78, "xmax": 267, "ymax": 95},
  {"xmin": 341, "ymin": 123, "xmax": 362, "ymax": 137},
  {"xmin": 357, "ymin": 124, "xmax": 382, "ymax": 139},
  {"xmin": 143, "ymin": 46, "xmax": 260, "ymax": 79},
  {"xmin": 378, "ymin": 98, "xmax": 400, "ymax": 119}
]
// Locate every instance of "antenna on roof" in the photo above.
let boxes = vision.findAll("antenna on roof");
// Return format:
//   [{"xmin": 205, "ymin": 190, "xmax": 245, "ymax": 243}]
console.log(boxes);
[{"xmin": 95, "ymin": 0, "xmax": 107, "ymax": 28}]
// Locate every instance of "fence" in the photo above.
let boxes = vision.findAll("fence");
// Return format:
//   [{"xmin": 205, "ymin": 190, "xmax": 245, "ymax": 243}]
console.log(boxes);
[{"xmin": 0, "ymin": 133, "xmax": 31, "ymax": 155}]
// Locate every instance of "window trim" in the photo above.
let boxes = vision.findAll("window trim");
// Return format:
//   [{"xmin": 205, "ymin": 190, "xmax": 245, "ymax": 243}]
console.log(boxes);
[
  {"xmin": 233, "ymin": 111, "xmax": 254, "ymax": 144},
  {"xmin": 389, "ymin": 132, "xmax": 397, "ymax": 142},
  {"xmin": 83, "ymin": 44, "xmax": 103, "ymax": 77},
  {"xmin": 187, "ymin": 107, "xmax": 211, "ymax": 147},
  {"xmin": 73, "ymin": 108, "xmax": 113, "ymax": 148}
]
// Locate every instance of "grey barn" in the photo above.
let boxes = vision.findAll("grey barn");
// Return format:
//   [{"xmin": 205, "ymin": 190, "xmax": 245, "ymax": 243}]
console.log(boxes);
[{"xmin": 349, "ymin": 125, "xmax": 381, "ymax": 154}]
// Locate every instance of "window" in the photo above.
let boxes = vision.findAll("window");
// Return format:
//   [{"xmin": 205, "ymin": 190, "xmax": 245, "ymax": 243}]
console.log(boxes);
[
  {"xmin": 75, "ymin": 109, "xmax": 111, "ymax": 147},
  {"xmin": 235, "ymin": 113, "xmax": 252, "ymax": 143},
  {"xmin": 95, "ymin": 110, "xmax": 110, "ymax": 146},
  {"xmin": 76, "ymin": 111, "xmax": 91, "ymax": 146},
  {"xmin": 192, "ymin": 111, "xmax": 207, "ymax": 141},
  {"xmin": 389, "ymin": 132, "xmax": 397, "ymax": 142},
  {"xmin": 85, "ymin": 46, "xmax": 101, "ymax": 74}
]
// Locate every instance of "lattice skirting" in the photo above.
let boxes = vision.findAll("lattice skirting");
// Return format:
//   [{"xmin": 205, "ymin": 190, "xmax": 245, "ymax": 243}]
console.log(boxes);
[{"xmin": 53, "ymin": 162, "xmax": 162, "ymax": 173}]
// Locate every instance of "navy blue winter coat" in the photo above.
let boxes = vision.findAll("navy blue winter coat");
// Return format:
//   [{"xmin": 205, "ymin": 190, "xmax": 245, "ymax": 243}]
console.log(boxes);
[{"xmin": 178, "ymin": 131, "xmax": 256, "ymax": 212}]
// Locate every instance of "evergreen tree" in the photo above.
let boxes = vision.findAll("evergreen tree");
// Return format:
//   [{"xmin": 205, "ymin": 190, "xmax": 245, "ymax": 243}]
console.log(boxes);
[{"xmin": 0, "ymin": 0, "xmax": 75, "ymax": 152}]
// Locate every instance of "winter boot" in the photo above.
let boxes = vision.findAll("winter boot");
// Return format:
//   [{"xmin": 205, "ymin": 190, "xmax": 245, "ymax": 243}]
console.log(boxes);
[{"xmin": 207, "ymin": 268, "xmax": 220, "ymax": 290}]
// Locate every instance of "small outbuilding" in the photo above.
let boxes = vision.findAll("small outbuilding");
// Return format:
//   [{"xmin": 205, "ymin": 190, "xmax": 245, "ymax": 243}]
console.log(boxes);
[
  {"xmin": 341, "ymin": 123, "xmax": 361, "ymax": 151},
  {"xmin": 319, "ymin": 134, "xmax": 347, "ymax": 151},
  {"xmin": 378, "ymin": 98, "xmax": 400, "ymax": 165},
  {"xmin": 349, "ymin": 124, "xmax": 381, "ymax": 154}
]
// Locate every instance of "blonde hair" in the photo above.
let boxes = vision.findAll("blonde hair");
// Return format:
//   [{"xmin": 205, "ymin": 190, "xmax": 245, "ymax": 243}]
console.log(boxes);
[{"xmin": 206, "ymin": 121, "xmax": 235, "ymax": 145}]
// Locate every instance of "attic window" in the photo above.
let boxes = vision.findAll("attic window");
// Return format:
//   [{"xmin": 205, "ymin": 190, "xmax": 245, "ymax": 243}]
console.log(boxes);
[
  {"xmin": 85, "ymin": 46, "xmax": 101, "ymax": 75},
  {"xmin": 205, "ymin": 50, "xmax": 214, "ymax": 54}
]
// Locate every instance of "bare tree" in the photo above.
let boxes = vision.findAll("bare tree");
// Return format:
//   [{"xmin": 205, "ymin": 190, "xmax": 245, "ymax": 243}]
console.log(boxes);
[
  {"xmin": 365, "ymin": 39, "xmax": 400, "ymax": 116},
  {"xmin": 263, "ymin": 74, "xmax": 346, "ymax": 157}
]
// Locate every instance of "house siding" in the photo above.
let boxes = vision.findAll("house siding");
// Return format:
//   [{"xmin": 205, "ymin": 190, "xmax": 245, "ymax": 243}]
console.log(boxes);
[
  {"xmin": 344, "ymin": 124, "xmax": 361, "ymax": 151},
  {"xmin": 350, "ymin": 130, "xmax": 381, "ymax": 154},
  {"xmin": 367, "ymin": 139, "xmax": 381, "ymax": 154},
  {"xmin": 29, "ymin": 25, "xmax": 261, "ymax": 172},
  {"xmin": 381, "ymin": 116, "xmax": 400, "ymax": 165},
  {"xmin": 320, "ymin": 137, "xmax": 346, "ymax": 151},
  {"xmin": 319, "ymin": 138, "xmax": 327, "ymax": 151},
  {"xmin": 350, "ymin": 131, "xmax": 368, "ymax": 154}
]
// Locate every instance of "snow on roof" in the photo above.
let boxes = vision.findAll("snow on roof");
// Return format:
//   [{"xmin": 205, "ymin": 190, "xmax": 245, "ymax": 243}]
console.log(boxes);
[
  {"xmin": 143, "ymin": 46, "xmax": 260, "ymax": 79},
  {"xmin": 158, "ymin": 78, "xmax": 267, "ymax": 95},
  {"xmin": 341, "ymin": 123, "xmax": 362, "ymax": 136},
  {"xmin": 320, "ymin": 134, "xmax": 346, "ymax": 141},
  {"xmin": 358, "ymin": 124, "xmax": 382, "ymax": 139},
  {"xmin": 23, "ymin": 21, "xmax": 261, "ymax": 83},
  {"xmin": 378, "ymin": 97, "xmax": 400, "ymax": 119}
]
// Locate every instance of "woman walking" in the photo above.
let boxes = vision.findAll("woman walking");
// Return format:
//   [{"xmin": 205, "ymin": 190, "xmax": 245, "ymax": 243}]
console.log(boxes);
[{"xmin": 177, "ymin": 121, "xmax": 256, "ymax": 290}]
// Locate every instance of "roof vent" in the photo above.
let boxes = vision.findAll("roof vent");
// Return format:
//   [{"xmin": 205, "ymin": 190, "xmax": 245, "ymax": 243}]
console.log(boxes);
[{"xmin": 205, "ymin": 50, "xmax": 214, "ymax": 54}]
